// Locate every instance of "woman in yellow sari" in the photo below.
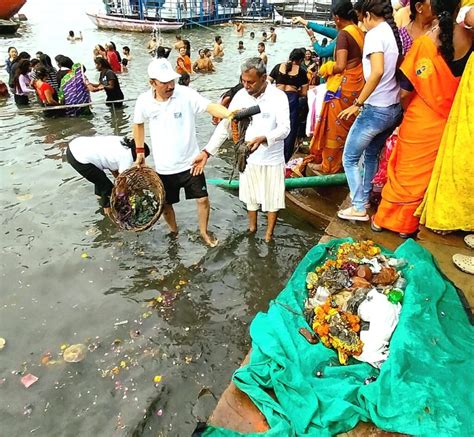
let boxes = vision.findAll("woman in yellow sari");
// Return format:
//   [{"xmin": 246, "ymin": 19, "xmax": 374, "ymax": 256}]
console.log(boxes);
[
  {"xmin": 372, "ymin": 0, "xmax": 472, "ymax": 237},
  {"xmin": 415, "ymin": 34, "xmax": 474, "ymax": 232},
  {"xmin": 309, "ymin": 0, "xmax": 365, "ymax": 174}
]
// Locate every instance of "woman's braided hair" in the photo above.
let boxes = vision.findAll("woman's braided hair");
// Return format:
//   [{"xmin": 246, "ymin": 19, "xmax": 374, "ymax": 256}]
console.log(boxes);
[
  {"xmin": 432, "ymin": 0, "xmax": 459, "ymax": 62},
  {"xmin": 362, "ymin": 0, "xmax": 403, "ymax": 56}
]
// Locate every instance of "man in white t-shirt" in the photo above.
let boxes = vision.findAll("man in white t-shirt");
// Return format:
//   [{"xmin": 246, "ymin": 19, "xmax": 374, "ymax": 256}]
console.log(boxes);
[
  {"xmin": 193, "ymin": 57, "xmax": 290, "ymax": 242},
  {"xmin": 133, "ymin": 59, "xmax": 231, "ymax": 247},
  {"xmin": 67, "ymin": 136, "xmax": 150, "ymax": 215}
]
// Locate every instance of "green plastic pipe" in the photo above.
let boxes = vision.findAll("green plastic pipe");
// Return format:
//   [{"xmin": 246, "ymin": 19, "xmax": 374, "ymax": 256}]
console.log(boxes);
[{"xmin": 207, "ymin": 174, "xmax": 347, "ymax": 190}]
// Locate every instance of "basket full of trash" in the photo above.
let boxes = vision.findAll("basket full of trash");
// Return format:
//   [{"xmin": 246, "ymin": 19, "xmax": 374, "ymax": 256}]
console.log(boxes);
[{"xmin": 110, "ymin": 166, "xmax": 165, "ymax": 232}]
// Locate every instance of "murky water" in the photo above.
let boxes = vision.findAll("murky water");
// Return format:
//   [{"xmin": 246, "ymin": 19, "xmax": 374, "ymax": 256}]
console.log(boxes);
[{"xmin": 0, "ymin": 2, "xmax": 322, "ymax": 435}]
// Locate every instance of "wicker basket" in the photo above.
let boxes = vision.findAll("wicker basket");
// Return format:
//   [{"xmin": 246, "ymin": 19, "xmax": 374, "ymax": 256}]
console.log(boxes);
[{"xmin": 110, "ymin": 166, "xmax": 165, "ymax": 232}]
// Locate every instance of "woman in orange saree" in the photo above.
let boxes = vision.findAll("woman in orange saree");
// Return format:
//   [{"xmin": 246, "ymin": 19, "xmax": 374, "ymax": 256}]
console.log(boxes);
[
  {"xmin": 373, "ymin": 0, "xmax": 472, "ymax": 237},
  {"xmin": 309, "ymin": 1, "xmax": 365, "ymax": 174}
]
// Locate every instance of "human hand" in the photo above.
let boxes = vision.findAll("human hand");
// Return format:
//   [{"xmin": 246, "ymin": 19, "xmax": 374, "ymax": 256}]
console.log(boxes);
[
  {"xmin": 191, "ymin": 151, "xmax": 209, "ymax": 176},
  {"xmin": 103, "ymin": 206, "xmax": 111, "ymax": 217},
  {"xmin": 292, "ymin": 16, "xmax": 307, "ymax": 26},
  {"xmin": 247, "ymin": 136, "xmax": 267, "ymax": 153},
  {"xmin": 134, "ymin": 153, "xmax": 146, "ymax": 168},
  {"xmin": 338, "ymin": 105, "xmax": 360, "ymax": 120},
  {"xmin": 227, "ymin": 109, "xmax": 239, "ymax": 122}
]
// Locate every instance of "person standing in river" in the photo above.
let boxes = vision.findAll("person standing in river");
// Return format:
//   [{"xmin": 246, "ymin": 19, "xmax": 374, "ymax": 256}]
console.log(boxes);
[
  {"xmin": 194, "ymin": 57, "xmax": 290, "ymax": 242},
  {"xmin": 87, "ymin": 57, "xmax": 124, "ymax": 108},
  {"xmin": 132, "ymin": 59, "xmax": 232, "ymax": 247},
  {"xmin": 213, "ymin": 36, "xmax": 224, "ymax": 58}
]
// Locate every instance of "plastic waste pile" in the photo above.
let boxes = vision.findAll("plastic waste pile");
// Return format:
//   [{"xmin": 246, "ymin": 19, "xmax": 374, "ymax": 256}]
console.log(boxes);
[{"xmin": 305, "ymin": 240, "xmax": 406, "ymax": 367}]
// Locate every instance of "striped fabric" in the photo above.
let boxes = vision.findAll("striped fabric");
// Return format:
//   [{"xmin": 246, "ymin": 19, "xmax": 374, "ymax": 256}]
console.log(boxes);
[
  {"xmin": 59, "ymin": 63, "xmax": 91, "ymax": 116},
  {"xmin": 239, "ymin": 163, "xmax": 286, "ymax": 212}
]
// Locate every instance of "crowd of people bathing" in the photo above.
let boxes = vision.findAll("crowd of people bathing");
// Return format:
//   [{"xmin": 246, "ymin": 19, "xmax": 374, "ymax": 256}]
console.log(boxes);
[
  {"xmin": 3, "ymin": 0, "xmax": 473, "ymax": 267},
  {"xmin": 3, "ymin": 37, "xmax": 129, "ymax": 114}
]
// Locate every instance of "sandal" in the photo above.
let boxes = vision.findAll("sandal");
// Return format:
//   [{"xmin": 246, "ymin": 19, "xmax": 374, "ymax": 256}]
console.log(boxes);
[
  {"xmin": 399, "ymin": 233, "xmax": 414, "ymax": 239},
  {"xmin": 452, "ymin": 254, "xmax": 474, "ymax": 275},
  {"xmin": 465, "ymin": 234, "xmax": 474, "ymax": 249},
  {"xmin": 370, "ymin": 217, "xmax": 383, "ymax": 233},
  {"xmin": 337, "ymin": 207, "xmax": 369, "ymax": 222},
  {"xmin": 431, "ymin": 229, "xmax": 453, "ymax": 236}
]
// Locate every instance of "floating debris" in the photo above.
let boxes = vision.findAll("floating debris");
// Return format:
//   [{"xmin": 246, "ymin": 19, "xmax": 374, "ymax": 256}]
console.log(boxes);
[
  {"xmin": 63, "ymin": 344, "xmax": 87, "ymax": 363},
  {"xmin": 16, "ymin": 193, "xmax": 33, "ymax": 202},
  {"xmin": 114, "ymin": 320, "xmax": 128, "ymax": 326},
  {"xmin": 153, "ymin": 375, "xmax": 162, "ymax": 383},
  {"xmin": 0, "ymin": 337, "xmax": 6, "ymax": 350},
  {"xmin": 21, "ymin": 374, "xmax": 39, "ymax": 388}
]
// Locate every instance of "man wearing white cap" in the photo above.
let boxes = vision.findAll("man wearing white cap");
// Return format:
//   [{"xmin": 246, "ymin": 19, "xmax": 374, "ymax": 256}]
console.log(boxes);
[{"xmin": 133, "ymin": 59, "xmax": 231, "ymax": 246}]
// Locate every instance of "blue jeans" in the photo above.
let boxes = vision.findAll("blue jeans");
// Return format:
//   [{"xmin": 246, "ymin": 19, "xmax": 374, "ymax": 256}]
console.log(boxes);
[{"xmin": 343, "ymin": 103, "xmax": 403, "ymax": 212}]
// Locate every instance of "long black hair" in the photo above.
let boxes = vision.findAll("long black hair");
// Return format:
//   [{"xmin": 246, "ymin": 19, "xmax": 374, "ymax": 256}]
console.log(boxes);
[
  {"xmin": 285, "ymin": 48, "xmax": 305, "ymax": 73},
  {"xmin": 13, "ymin": 59, "xmax": 31, "ymax": 90},
  {"xmin": 362, "ymin": 0, "xmax": 403, "ymax": 56},
  {"xmin": 39, "ymin": 54, "xmax": 55, "ymax": 71},
  {"xmin": 332, "ymin": 0, "xmax": 358, "ymax": 24},
  {"xmin": 431, "ymin": 0, "xmax": 459, "ymax": 62},
  {"xmin": 121, "ymin": 137, "xmax": 150, "ymax": 160},
  {"xmin": 55, "ymin": 54, "xmax": 74, "ymax": 69},
  {"xmin": 94, "ymin": 56, "xmax": 112, "ymax": 70}
]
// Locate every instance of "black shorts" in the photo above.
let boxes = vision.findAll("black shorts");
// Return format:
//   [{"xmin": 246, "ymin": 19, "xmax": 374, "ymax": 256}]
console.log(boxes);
[{"xmin": 159, "ymin": 170, "xmax": 208, "ymax": 205}]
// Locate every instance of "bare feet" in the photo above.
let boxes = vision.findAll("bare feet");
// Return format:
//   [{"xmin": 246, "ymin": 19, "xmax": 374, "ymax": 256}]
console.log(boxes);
[
  {"xmin": 264, "ymin": 233, "xmax": 273, "ymax": 243},
  {"xmin": 248, "ymin": 226, "xmax": 257, "ymax": 233},
  {"xmin": 202, "ymin": 233, "xmax": 218, "ymax": 247}
]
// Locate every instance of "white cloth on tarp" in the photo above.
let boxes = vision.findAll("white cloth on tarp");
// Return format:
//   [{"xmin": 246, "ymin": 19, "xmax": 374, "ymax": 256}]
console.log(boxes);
[
  {"xmin": 305, "ymin": 83, "xmax": 327, "ymax": 137},
  {"xmin": 355, "ymin": 288, "xmax": 401, "ymax": 367}
]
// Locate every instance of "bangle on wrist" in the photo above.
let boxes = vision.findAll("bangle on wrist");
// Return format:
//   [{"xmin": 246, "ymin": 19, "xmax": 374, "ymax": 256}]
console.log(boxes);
[
  {"xmin": 353, "ymin": 98, "xmax": 364, "ymax": 107},
  {"xmin": 136, "ymin": 147, "xmax": 145, "ymax": 154},
  {"xmin": 203, "ymin": 149, "xmax": 211, "ymax": 158}
]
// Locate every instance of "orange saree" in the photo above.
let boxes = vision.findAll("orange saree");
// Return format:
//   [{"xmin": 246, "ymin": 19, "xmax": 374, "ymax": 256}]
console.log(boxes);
[
  {"xmin": 310, "ymin": 25, "xmax": 365, "ymax": 174},
  {"xmin": 373, "ymin": 36, "xmax": 461, "ymax": 234}
]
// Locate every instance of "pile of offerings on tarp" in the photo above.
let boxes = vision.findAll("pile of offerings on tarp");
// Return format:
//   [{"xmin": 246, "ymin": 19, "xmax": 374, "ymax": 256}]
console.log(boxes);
[{"xmin": 305, "ymin": 240, "xmax": 406, "ymax": 367}]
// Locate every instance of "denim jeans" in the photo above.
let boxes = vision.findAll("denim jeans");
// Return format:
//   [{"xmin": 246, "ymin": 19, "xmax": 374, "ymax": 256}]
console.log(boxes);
[{"xmin": 343, "ymin": 103, "xmax": 403, "ymax": 212}]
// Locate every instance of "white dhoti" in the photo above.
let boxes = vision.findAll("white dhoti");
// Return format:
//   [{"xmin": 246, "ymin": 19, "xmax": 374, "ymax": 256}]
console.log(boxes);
[{"xmin": 239, "ymin": 163, "xmax": 286, "ymax": 212}]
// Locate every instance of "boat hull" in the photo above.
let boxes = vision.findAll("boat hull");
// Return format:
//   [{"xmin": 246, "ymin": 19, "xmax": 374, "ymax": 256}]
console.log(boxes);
[
  {"xmin": 0, "ymin": 0, "xmax": 26, "ymax": 20},
  {"xmin": 0, "ymin": 19, "xmax": 20, "ymax": 34},
  {"xmin": 86, "ymin": 12, "xmax": 183, "ymax": 32}
]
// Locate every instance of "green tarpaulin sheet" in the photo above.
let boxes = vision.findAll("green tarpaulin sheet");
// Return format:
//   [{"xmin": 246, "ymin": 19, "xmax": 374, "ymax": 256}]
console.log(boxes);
[{"xmin": 204, "ymin": 239, "xmax": 474, "ymax": 436}]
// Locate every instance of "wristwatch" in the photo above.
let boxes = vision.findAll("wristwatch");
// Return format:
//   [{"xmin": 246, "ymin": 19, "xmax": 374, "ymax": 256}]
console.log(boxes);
[
  {"xmin": 353, "ymin": 98, "xmax": 364, "ymax": 107},
  {"xmin": 203, "ymin": 149, "xmax": 211, "ymax": 158}
]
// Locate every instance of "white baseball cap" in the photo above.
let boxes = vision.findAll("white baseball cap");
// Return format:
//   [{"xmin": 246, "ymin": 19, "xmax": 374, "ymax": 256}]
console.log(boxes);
[{"xmin": 147, "ymin": 59, "xmax": 180, "ymax": 82}]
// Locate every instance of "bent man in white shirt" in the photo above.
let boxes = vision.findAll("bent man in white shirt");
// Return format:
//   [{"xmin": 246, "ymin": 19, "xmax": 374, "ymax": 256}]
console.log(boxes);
[
  {"xmin": 67, "ymin": 136, "xmax": 149, "ymax": 216},
  {"xmin": 133, "ymin": 59, "xmax": 231, "ymax": 246},
  {"xmin": 192, "ymin": 57, "xmax": 290, "ymax": 242}
]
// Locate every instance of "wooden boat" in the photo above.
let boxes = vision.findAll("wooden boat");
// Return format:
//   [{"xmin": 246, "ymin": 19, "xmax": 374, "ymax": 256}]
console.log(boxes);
[
  {"xmin": 86, "ymin": 12, "xmax": 183, "ymax": 32},
  {"xmin": 0, "ymin": 0, "xmax": 26, "ymax": 20},
  {"xmin": 0, "ymin": 19, "xmax": 20, "ymax": 34}
]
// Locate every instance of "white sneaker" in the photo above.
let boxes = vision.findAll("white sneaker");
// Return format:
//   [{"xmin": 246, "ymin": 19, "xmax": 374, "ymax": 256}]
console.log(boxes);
[{"xmin": 337, "ymin": 207, "xmax": 369, "ymax": 222}]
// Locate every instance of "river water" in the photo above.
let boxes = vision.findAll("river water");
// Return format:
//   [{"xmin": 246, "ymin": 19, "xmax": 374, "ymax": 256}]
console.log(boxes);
[{"xmin": 0, "ymin": 2, "xmax": 323, "ymax": 435}]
